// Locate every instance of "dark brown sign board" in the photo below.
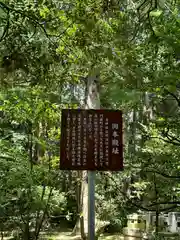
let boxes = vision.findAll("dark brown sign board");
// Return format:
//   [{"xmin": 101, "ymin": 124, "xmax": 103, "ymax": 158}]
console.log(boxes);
[{"xmin": 60, "ymin": 109, "xmax": 123, "ymax": 171}]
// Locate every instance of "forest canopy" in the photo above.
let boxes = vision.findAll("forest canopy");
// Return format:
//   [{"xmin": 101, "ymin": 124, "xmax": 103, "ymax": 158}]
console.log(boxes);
[{"xmin": 0, "ymin": 0, "xmax": 180, "ymax": 239}]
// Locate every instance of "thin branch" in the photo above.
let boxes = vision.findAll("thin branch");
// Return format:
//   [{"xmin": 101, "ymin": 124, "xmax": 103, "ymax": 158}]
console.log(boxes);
[
  {"xmin": 35, "ymin": 187, "xmax": 53, "ymax": 240},
  {"xmin": 34, "ymin": 185, "xmax": 46, "ymax": 236},
  {"xmin": 164, "ymin": 89, "xmax": 180, "ymax": 107},
  {"xmin": 134, "ymin": 0, "xmax": 161, "ymax": 42},
  {"xmin": 150, "ymin": 136, "xmax": 180, "ymax": 146},
  {"xmin": 148, "ymin": 201, "xmax": 180, "ymax": 207},
  {"xmin": 0, "ymin": 8, "xmax": 9, "ymax": 42},
  {"xmin": 101, "ymin": 173, "xmax": 179, "ymax": 212},
  {"xmin": 0, "ymin": 1, "xmax": 78, "ymax": 58},
  {"xmin": 166, "ymin": 133, "xmax": 180, "ymax": 145},
  {"xmin": 147, "ymin": 10, "xmax": 157, "ymax": 38},
  {"xmin": 0, "ymin": 2, "xmax": 47, "ymax": 37},
  {"xmin": 0, "ymin": 2, "xmax": 73, "ymax": 39},
  {"xmin": 161, "ymin": 126, "xmax": 180, "ymax": 145},
  {"xmin": 159, "ymin": 205, "xmax": 179, "ymax": 212},
  {"xmin": 137, "ymin": 0, "xmax": 149, "ymax": 15},
  {"xmin": 145, "ymin": 170, "xmax": 180, "ymax": 179}
]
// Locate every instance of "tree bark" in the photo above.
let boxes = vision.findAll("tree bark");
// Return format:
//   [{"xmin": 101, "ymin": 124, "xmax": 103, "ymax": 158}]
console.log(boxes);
[
  {"xmin": 72, "ymin": 171, "xmax": 87, "ymax": 240},
  {"xmin": 73, "ymin": 73, "xmax": 100, "ymax": 239}
]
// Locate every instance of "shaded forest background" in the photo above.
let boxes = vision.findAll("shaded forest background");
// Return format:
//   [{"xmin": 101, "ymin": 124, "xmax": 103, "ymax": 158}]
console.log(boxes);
[{"xmin": 1, "ymin": 0, "xmax": 180, "ymax": 239}]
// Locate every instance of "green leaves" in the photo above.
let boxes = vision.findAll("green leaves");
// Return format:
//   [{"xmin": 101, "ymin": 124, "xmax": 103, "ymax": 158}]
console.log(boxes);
[
  {"xmin": 39, "ymin": 6, "xmax": 50, "ymax": 18},
  {"xmin": 1, "ymin": 0, "xmax": 180, "ymax": 236},
  {"xmin": 150, "ymin": 10, "xmax": 163, "ymax": 17}
]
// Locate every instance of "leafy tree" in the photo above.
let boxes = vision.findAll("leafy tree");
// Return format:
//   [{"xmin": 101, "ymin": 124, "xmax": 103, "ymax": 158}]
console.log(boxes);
[{"xmin": 1, "ymin": 0, "xmax": 180, "ymax": 239}]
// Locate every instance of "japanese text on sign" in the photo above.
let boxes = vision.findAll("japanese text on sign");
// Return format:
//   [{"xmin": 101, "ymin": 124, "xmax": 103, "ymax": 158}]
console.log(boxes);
[{"xmin": 60, "ymin": 109, "xmax": 123, "ymax": 171}]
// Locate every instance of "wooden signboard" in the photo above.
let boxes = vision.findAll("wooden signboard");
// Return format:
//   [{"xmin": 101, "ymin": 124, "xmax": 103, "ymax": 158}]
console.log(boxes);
[{"xmin": 60, "ymin": 109, "xmax": 123, "ymax": 171}]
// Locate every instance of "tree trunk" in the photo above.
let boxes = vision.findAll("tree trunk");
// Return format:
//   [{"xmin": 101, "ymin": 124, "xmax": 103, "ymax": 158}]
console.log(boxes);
[
  {"xmin": 154, "ymin": 173, "xmax": 159, "ymax": 237},
  {"xmin": 73, "ymin": 73, "xmax": 100, "ymax": 239},
  {"xmin": 73, "ymin": 171, "xmax": 87, "ymax": 240},
  {"xmin": 155, "ymin": 210, "xmax": 159, "ymax": 236},
  {"xmin": 23, "ymin": 218, "xmax": 30, "ymax": 240},
  {"xmin": 80, "ymin": 171, "xmax": 88, "ymax": 239},
  {"xmin": 34, "ymin": 187, "xmax": 53, "ymax": 240}
]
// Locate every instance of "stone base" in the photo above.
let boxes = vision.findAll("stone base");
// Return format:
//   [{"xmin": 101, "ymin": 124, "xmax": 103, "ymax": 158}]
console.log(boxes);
[
  {"xmin": 123, "ymin": 227, "xmax": 149, "ymax": 240},
  {"xmin": 123, "ymin": 227, "xmax": 144, "ymax": 237},
  {"xmin": 124, "ymin": 237, "xmax": 141, "ymax": 240}
]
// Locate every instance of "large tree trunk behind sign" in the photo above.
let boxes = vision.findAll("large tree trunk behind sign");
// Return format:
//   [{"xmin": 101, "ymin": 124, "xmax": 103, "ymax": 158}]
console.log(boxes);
[
  {"xmin": 73, "ymin": 74, "xmax": 100, "ymax": 239},
  {"xmin": 73, "ymin": 171, "xmax": 87, "ymax": 240}
]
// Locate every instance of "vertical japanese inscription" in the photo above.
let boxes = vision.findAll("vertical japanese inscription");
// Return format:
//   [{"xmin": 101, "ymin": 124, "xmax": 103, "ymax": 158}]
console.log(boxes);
[
  {"xmin": 104, "ymin": 118, "xmax": 109, "ymax": 166},
  {"xmin": 112, "ymin": 123, "xmax": 119, "ymax": 155},
  {"xmin": 66, "ymin": 112, "xmax": 71, "ymax": 162},
  {"xmin": 77, "ymin": 114, "xmax": 81, "ymax": 166},
  {"xmin": 93, "ymin": 114, "xmax": 98, "ymax": 167},
  {"xmin": 99, "ymin": 114, "xmax": 104, "ymax": 166},
  {"xmin": 88, "ymin": 114, "xmax": 93, "ymax": 138},
  {"xmin": 71, "ymin": 114, "xmax": 76, "ymax": 166},
  {"xmin": 82, "ymin": 114, "xmax": 87, "ymax": 166}
]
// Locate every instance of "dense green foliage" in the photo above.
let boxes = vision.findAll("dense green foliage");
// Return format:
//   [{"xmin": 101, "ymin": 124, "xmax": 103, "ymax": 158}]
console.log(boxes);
[{"xmin": 1, "ymin": 0, "xmax": 180, "ymax": 239}]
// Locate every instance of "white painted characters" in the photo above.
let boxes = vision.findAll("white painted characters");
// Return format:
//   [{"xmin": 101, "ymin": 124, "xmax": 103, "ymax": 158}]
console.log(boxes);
[{"xmin": 112, "ymin": 123, "xmax": 119, "ymax": 155}]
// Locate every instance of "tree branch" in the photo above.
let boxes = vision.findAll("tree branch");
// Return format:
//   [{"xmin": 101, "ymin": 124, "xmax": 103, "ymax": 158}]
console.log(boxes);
[
  {"xmin": 165, "ymin": 89, "xmax": 180, "ymax": 107},
  {"xmin": 0, "ymin": 1, "xmax": 72, "ymax": 40},
  {"xmin": 150, "ymin": 136, "xmax": 180, "ymax": 146},
  {"xmin": 166, "ymin": 132, "xmax": 180, "ymax": 145},
  {"xmin": 0, "ymin": 7, "xmax": 9, "ymax": 42},
  {"xmin": 101, "ymin": 173, "xmax": 179, "ymax": 212},
  {"xmin": 148, "ymin": 201, "xmax": 180, "ymax": 207},
  {"xmin": 35, "ymin": 187, "xmax": 53, "ymax": 240},
  {"xmin": 145, "ymin": 170, "xmax": 180, "ymax": 179}
]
